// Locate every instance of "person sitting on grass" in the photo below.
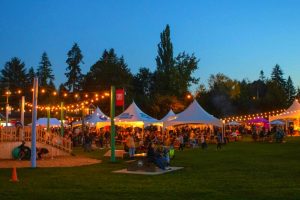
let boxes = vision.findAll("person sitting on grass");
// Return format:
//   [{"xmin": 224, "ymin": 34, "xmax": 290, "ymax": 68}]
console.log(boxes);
[
  {"xmin": 162, "ymin": 146, "xmax": 170, "ymax": 167},
  {"xmin": 37, "ymin": 147, "xmax": 49, "ymax": 160},
  {"xmin": 18, "ymin": 141, "xmax": 28, "ymax": 160},
  {"xmin": 147, "ymin": 142, "xmax": 166, "ymax": 170}
]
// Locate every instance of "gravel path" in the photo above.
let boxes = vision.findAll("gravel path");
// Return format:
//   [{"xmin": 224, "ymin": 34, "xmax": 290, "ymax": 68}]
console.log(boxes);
[{"xmin": 0, "ymin": 156, "xmax": 101, "ymax": 168}]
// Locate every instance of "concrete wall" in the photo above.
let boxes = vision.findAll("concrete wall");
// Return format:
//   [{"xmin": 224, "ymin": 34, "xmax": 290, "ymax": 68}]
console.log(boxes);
[{"xmin": 0, "ymin": 141, "xmax": 70, "ymax": 159}]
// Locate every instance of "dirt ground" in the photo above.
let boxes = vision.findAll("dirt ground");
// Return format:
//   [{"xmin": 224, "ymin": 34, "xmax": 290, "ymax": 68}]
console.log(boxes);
[{"xmin": 0, "ymin": 156, "xmax": 101, "ymax": 168}]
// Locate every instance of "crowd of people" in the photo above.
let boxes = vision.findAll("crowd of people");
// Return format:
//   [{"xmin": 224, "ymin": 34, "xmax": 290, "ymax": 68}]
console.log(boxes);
[
  {"xmin": 38, "ymin": 122, "xmax": 293, "ymax": 155},
  {"xmin": 36, "ymin": 122, "xmax": 292, "ymax": 171},
  {"xmin": 61, "ymin": 125, "xmax": 231, "ymax": 169},
  {"xmin": 224, "ymin": 123, "xmax": 291, "ymax": 143},
  {"xmin": 12, "ymin": 122, "xmax": 292, "ymax": 170}
]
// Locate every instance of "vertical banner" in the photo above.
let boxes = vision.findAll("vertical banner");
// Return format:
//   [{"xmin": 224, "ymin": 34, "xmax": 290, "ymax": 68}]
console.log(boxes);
[
  {"xmin": 116, "ymin": 89, "xmax": 124, "ymax": 107},
  {"xmin": 31, "ymin": 77, "xmax": 38, "ymax": 168}
]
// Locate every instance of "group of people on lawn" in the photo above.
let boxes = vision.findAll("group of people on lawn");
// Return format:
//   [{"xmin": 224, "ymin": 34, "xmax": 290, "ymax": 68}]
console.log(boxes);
[
  {"xmin": 123, "ymin": 127, "xmax": 225, "ymax": 170},
  {"xmin": 125, "ymin": 133, "xmax": 173, "ymax": 170},
  {"xmin": 16, "ymin": 141, "xmax": 49, "ymax": 160}
]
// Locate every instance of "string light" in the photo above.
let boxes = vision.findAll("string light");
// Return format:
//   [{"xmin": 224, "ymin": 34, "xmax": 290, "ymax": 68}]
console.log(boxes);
[{"xmin": 223, "ymin": 109, "xmax": 286, "ymax": 122}]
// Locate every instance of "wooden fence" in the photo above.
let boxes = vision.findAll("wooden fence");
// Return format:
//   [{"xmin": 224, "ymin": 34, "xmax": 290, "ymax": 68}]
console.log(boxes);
[{"xmin": 0, "ymin": 126, "xmax": 72, "ymax": 153}]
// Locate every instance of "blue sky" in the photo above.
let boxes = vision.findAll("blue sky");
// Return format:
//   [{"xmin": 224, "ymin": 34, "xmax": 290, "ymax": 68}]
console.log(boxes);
[{"xmin": 1, "ymin": 0, "xmax": 300, "ymax": 91}]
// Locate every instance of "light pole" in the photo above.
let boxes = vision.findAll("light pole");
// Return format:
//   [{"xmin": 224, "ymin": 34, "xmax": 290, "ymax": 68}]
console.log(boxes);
[
  {"xmin": 5, "ymin": 89, "xmax": 11, "ymax": 127},
  {"xmin": 110, "ymin": 86, "xmax": 116, "ymax": 162}
]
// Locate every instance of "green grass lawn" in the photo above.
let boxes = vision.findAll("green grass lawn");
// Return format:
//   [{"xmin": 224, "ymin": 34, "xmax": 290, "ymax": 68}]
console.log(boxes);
[{"xmin": 1, "ymin": 137, "xmax": 300, "ymax": 200}]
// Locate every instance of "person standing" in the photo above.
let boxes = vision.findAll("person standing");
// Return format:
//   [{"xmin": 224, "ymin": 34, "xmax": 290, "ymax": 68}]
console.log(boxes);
[
  {"xmin": 126, "ymin": 133, "xmax": 135, "ymax": 159},
  {"xmin": 178, "ymin": 134, "xmax": 184, "ymax": 151},
  {"xmin": 216, "ymin": 130, "xmax": 223, "ymax": 150},
  {"xmin": 201, "ymin": 134, "xmax": 207, "ymax": 150}
]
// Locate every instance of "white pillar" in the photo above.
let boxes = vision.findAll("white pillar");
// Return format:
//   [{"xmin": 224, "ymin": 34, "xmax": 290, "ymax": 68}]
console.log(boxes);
[{"xmin": 31, "ymin": 77, "xmax": 38, "ymax": 168}]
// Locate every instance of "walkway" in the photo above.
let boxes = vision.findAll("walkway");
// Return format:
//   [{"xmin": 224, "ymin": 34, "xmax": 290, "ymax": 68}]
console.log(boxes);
[{"xmin": 0, "ymin": 156, "xmax": 101, "ymax": 168}]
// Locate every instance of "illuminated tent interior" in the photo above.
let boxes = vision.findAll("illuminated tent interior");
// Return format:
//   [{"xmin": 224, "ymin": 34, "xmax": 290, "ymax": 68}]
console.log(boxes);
[
  {"xmin": 164, "ymin": 100, "xmax": 222, "ymax": 128},
  {"xmin": 269, "ymin": 99, "xmax": 300, "ymax": 130},
  {"xmin": 115, "ymin": 101, "xmax": 159, "ymax": 127},
  {"xmin": 96, "ymin": 101, "xmax": 160, "ymax": 129}
]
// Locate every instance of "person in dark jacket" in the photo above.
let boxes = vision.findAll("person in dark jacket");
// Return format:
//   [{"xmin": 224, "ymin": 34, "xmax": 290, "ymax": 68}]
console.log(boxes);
[{"xmin": 147, "ymin": 142, "xmax": 166, "ymax": 170}]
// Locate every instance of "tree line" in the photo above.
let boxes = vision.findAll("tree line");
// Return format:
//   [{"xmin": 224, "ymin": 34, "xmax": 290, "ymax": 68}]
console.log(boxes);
[{"xmin": 0, "ymin": 25, "xmax": 298, "ymax": 119}]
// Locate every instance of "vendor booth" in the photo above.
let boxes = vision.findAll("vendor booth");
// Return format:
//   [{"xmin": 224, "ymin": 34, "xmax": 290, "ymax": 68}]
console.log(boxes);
[
  {"xmin": 269, "ymin": 99, "xmax": 300, "ymax": 134},
  {"xmin": 113, "ymin": 101, "xmax": 160, "ymax": 128},
  {"xmin": 164, "ymin": 100, "xmax": 222, "ymax": 128}
]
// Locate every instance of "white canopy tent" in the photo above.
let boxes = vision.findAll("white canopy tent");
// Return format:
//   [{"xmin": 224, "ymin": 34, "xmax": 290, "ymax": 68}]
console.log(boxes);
[
  {"xmin": 270, "ymin": 120, "xmax": 285, "ymax": 125},
  {"xmin": 113, "ymin": 101, "xmax": 160, "ymax": 128},
  {"xmin": 28, "ymin": 118, "xmax": 61, "ymax": 126},
  {"xmin": 269, "ymin": 99, "xmax": 300, "ymax": 132},
  {"xmin": 164, "ymin": 100, "xmax": 222, "ymax": 127},
  {"xmin": 226, "ymin": 121, "xmax": 241, "ymax": 126},
  {"xmin": 160, "ymin": 109, "xmax": 176, "ymax": 122},
  {"xmin": 72, "ymin": 107, "xmax": 110, "ymax": 127},
  {"xmin": 269, "ymin": 99, "xmax": 300, "ymax": 121},
  {"xmin": 85, "ymin": 107, "xmax": 110, "ymax": 124}
]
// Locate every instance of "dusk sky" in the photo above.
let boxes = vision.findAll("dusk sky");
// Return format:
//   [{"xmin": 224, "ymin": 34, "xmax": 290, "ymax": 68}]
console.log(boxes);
[{"xmin": 1, "ymin": 0, "xmax": 300, "ymax": 91}]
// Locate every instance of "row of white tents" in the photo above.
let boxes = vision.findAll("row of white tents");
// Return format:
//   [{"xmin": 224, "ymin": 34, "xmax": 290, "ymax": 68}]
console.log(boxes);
[
  {"xmin": 73, "ymin": 100, "xmax": 223, "ymax": 129},
  {"xmin": 225, "ymin": 99, "xmax": 300, "ymax": 128},
  {"xmin": 38, "ymin": 99, "xmax": 300, "ymax": 130}
]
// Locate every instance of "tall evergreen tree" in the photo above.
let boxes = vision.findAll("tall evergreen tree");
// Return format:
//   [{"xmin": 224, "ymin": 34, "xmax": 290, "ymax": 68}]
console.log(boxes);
[
  {"xmin": 286, "ymin": 76, "xmax": 296, "ymax": 104},
  {"xmin": 37, "ymin": 52, "xmax": 54, "ymax": 87},
  {"xmin": 271, "ymin": 64, "xmax": 285, "ymax": 87},
  {"xmin": 27, "ymin": 67, "xmax": 36, "ymax": 86},
  {"xmin": 0, "ymin": 57, "xmax": 27, "ymax": 91},
  {"xmin": 154, "ymin": 24, "xmax": 175, "ymax": 95},
  {"xmin": 65, "ymin": 43, "xmax": 84, "ymax": 92},
  {"xmin": 156, "ymin": 24, "xmax": 174, "ymax": 73},
  {"xmin": 259, "ymin": 70, "xmax": 266, "ymax": 82},
  {"xmin": 296, "ymin": 87, "xmax": 300, "ymax": 99},
  {"xmin": 268, "ymin": 64, "xmax": 287, "ymax": 107}
]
